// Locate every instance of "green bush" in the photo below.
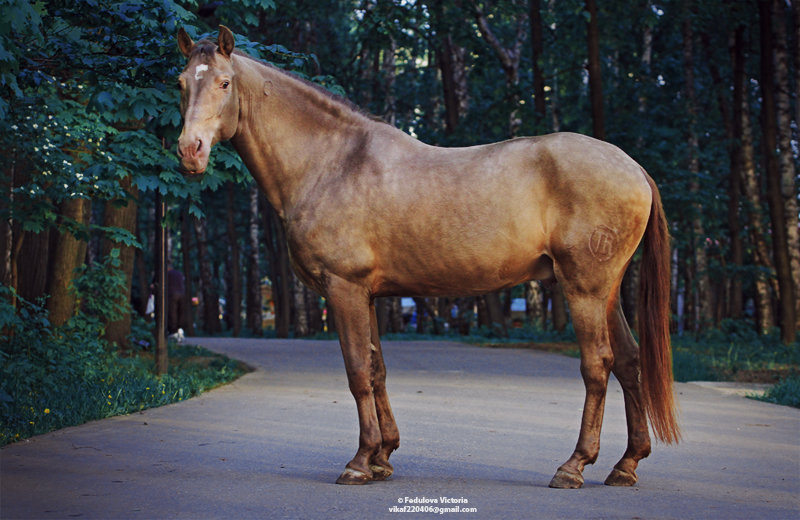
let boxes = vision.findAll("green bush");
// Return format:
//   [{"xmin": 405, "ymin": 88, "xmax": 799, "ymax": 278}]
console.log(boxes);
[
  {"xmin": 754, "ymin": 375, "xmax": 800, "ymax": 408},
  {"xmin": 0, "ymin": 262, "xmax": 246, "ymax": 446},
  {"xmin": 671, "ymin": 323, "xmax": 798, "ymax": 383}
]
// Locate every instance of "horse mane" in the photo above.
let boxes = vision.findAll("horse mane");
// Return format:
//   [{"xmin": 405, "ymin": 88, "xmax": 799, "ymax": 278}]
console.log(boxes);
[{"xmin": 189, "ymin": 39, "xmax": 384, "ymax": 124}]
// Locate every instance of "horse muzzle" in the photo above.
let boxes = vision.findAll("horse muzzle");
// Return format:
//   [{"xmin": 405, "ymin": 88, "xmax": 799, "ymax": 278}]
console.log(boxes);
[{"xmin": 177, "ymin": 134, "xmax": 210, "ymax": 175}]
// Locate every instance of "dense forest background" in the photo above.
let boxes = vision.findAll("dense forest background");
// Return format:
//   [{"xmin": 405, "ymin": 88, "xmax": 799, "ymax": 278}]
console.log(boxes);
[{"xmin": 1, "ymin": 0, "xmax": 798, "ymax": 349}]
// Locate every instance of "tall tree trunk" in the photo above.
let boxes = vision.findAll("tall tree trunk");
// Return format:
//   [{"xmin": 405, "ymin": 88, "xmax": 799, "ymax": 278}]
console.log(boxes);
[
  {"xmin": 246, "ymin": 183, "xmax": 262, "ymax": 335},
  {"xmin": 759, "ymin": 0, "xmax": 796, "ymax": 343},
  {"xmin": 724, "ymin": 27, "xmax": 745, "ymax": 319},
  {"xmin": 585, "ymin": 0, "xmax": 605, "ymax": 141},
  {"xmin": 529, "ymin": 0, "xmax": 546, "ymax": 123},
  {"xmin": 101, "ymin": 176, "xmax": 138, "ymax": 350},
  {"xmin": 794, "ymin": 0, "xmax": 800, "ymax": 133},
  {"xmin": 433, "ymin": 1, "xmax": 469, "ymax": 136},
  {"xmin": 381, "ymin": 36, "xmax": 397, "ymax": 125},
  {"xmin": 772, "ymin": 0, "xmax": 800, "ymax": 330},
  {"xmin": 682, "ymin": 5, "xmax": 713, "ymax": 331},
  {"xmin": 739, "ymin": 48, "xmax": 776, "ymax": 333},
  {"xmin": 180, "ymin": 206, "xmax": 195, "ymax": 336},
  {"xmin": 225, "ymin": 182, "xmax": 242, "ymax": 337},
  {"xmin": 46, "ymin": 198, "xmax": 90, "ymax": 327},
  {"xmin": 701, "ymin": 27, "xmax": 743, "ymax": 321},
  {"xmin": 0, "ymin": 159, "xmax": 13, "ymax": 291},
  {"xmin": 193, "ymin": 215, "xmax": 221, "ymax": 335}
]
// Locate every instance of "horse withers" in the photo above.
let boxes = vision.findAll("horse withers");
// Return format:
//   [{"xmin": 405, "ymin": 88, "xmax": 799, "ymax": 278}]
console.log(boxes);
[{"xmin": 176, "ymin": 26, "xmax": 680, "ymax": 488}]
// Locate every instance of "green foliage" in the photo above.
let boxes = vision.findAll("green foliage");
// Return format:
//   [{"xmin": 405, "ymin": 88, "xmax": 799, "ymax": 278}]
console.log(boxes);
[
  {"xmin": 671, "ymin": 323, "xmax": 799, "ymax": 383},
  {"xmin": 0, "ymin": 284, "xmax": 246, "ymax": 446},
  {"xmin": 754, "ymin": 376, "xmax": 800, "ymax": 409}
]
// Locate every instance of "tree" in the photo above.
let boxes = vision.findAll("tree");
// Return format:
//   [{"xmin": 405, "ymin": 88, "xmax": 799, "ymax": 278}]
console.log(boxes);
[
  {"xmin": 224, "ymin": 182, "xmax": 242, "ymax": 337},
  {"xmin": 771, "ymin": 0, "xmax": 800, "ymax": 330},
  {"xmin": 682, "ymin": 1, "xmax": 714, "ymax": 331},
  {"xmin": 584, "ymin": 0, "xmax": 605, "ymax": 141},
  {"xmin": 246, "ymin": 182, "xmax": 262, "ymax": 335},
  {"xmin": 759, "ymin": 0, "xmax": 797, "ymax": 343}
]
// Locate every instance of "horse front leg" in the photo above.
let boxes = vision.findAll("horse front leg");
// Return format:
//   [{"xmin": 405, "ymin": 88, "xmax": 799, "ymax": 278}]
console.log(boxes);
[
  {"xmin": 549, "ymin": 295, "xmax": 614, "ymax": 489},
  {"xmin": 605, "ymin": 302, "xmax": 651, "ymax": 486},
  {"xmin": 367, "ymin": 301, "xmax": 400, "ymax": 480},
  {"xmin": 327, "ymin": 278, "xmax": 385, "ymax": 485}
]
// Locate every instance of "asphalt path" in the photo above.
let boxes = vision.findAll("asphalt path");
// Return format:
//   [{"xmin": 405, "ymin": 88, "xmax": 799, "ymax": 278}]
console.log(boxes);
[{"xmin": 2, "ymin": 338, "xmax": 799, "ymax": 520}]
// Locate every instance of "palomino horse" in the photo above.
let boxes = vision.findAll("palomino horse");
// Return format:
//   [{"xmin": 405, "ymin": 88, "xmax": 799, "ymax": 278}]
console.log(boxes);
[{"xmin": 176, "ymin": 26, "xmax": 680, "ymax": 488}]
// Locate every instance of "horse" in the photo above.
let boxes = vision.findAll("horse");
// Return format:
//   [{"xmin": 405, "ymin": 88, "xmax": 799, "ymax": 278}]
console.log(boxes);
[{"xmin": 175, "ymin": 26, "xmax": 680, "ymax": 488}]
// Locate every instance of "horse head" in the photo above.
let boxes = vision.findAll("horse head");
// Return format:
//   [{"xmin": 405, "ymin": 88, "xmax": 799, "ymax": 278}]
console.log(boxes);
[{"xmin": 176, "ymin": 26, "xmax": 239, "ymax": 174}]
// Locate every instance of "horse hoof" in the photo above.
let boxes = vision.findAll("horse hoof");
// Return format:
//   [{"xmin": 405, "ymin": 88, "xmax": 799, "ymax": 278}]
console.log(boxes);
[
  {"xmin": 369, "ymin": 463, "xmax": 393, "ymax": 481},
  {"xmin": 335, "ymin": 467, "xmax": 371, "ymax": 485},
  {"xmin": 604, "ymin": 468, "xmax": 638, "ymax": 486},
  {"xmin": 549, "ymin": 469, "xmax": 584, "ymax": 489}
]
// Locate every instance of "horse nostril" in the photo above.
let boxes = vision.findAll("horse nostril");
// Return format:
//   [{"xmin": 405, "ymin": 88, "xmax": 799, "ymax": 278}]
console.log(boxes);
[
  {"xmin": 196, "ymin": 139, "xmax": 203, "ymax": 154},
  {"xmin": 177, "ymin": 146, "xmax": 184, "ymax": 158}
]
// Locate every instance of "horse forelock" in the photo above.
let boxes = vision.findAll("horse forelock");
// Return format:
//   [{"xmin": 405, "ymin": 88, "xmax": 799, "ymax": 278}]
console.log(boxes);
[{"xmin": 188, "ymin": 40, "xmax": 220, "ymax": 64}]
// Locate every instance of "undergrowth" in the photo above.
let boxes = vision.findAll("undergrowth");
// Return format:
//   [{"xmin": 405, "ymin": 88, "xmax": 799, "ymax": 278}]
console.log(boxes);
[
  {"xmin": 670, "ymin": 320, "xmax": 799, "ymax": 384},
  {"xmin": 754, "ymin": 375, "xmax": 800, "ymax": 408},
  {"xmin": 0, "ymin": 256, "xmax": 247, "ymax": 447}
]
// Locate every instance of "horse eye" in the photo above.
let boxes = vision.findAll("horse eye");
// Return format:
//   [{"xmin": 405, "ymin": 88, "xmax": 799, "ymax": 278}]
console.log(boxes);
[{"xmin": 221, "ymin": 81, "xmax": 230, "ymax": 90}]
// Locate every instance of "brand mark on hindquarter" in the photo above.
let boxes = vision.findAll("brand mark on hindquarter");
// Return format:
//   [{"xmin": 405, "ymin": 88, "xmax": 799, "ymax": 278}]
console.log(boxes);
[{"xmin": 589, "ymin": 226, "xmax": 617, "ymax": 261}]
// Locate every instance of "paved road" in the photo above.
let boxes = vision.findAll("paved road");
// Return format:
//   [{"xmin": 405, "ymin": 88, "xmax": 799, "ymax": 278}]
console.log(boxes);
[{"xmin": 2, "ymin": 339, "xmax": 799, "ymax": 519}]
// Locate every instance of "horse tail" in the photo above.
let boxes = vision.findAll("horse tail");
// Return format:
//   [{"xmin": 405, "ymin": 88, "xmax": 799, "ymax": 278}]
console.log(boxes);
[{"xmin": 638, "ymin": 171, "xmax": 681, "ymax": 444}]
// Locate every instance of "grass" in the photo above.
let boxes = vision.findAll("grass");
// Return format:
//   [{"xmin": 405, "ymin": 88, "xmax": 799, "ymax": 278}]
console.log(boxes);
[
  {"xmin": 754, "ymin": 375, "xmax": 800, "ymax": 407},
  {"xmin": 0, "ymin": 342, "xmax": 249, "ymax": 447}
]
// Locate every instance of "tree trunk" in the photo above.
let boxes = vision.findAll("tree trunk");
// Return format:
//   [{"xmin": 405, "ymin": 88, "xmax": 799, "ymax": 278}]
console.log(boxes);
[
  {"xmin": 794, "ymin": 0, "xmax": 800, "ymax": 134},
  {"xmin": 739, "ymin": 48, "xmax": 776, "ymax": 334},
  {"xmin": 432, "ymin": 0, "xmax": 469, "ymax": 136},
  {"xmin": 529, "ymin": 0, "xmax": 546, "ymax": 123},
  {"xmin": 180, "ymin": 206, "xmax": 195, "ymax": 336},
  {"xmin": 482, "ymin": 292, "xmax": 506, "ymax": 336},
  {"xmin": 376, "ymin": 297, "xmax": 391, "ymax": 335},
  {"xmin": 682, "ymin": 5, "xmax": 714, "ymax": 331},
  {"xmin": 246, "ymin": 183, "xmax": 262, "ymax": 335},
  {"xmin": 193, "ymin": 215, "xmax": 221, "ymax": 335},
  {"xmin": 700, "ymin": 27, "xmax": 743, "ymax": 321},
  {"xmin": 46, "ymin": 198, "xmax": 90, "ymax": 327},
  {"xmin": 225, "ymin": 182, "xmax": 242, "ymax": 337},
  {"xmin": 101, "ymin": 175, "xmax": 138, "ymax": 350},
  {"xmin": 772, "ymin": 0, "xmax": 800, "ymax": 330},
  {"xmin": 585, "ymin": 0, "xmax": 605, "ymax": 141},
  {"xmin": 724, "ymin": 27, "xmax": 745, "ymax": 319},
  {"xmin": 759, "ymin": 0, "xmax": 796, "ymax": 343},
  {"xmin": 0, "ymin": 159, "xmax": 13, "ymax": 291}
]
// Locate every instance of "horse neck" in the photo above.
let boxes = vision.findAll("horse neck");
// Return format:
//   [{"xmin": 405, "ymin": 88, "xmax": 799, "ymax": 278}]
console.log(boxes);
[{"xmin": 230, "ymin": 54, "xmax": 372, "ymax": 219}]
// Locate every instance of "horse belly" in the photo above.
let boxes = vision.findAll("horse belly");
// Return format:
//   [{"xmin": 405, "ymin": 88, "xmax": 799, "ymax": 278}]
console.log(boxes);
[{"xmin": 373, "ymin": 223, "xmax": 553, "ymax": 297}]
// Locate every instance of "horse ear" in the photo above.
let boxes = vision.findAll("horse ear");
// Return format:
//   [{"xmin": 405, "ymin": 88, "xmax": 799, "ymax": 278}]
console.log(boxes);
[
  {"xmin": 218, "ymin": 25, "xmax": 235, "ymax": 58},
  {"xmin": 177, "ymin": 27, "xmax": 194, "ymax": 58}
]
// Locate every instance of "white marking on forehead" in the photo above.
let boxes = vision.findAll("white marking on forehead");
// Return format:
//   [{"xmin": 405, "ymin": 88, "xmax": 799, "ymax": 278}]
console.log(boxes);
[{"xmin": 194, "ymin": 64, "xmax": 208, "ymax": 81}]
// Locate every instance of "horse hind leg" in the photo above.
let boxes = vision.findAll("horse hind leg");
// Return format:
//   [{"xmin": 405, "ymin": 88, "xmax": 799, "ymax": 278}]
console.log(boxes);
[
  {"xmin": 367, "ymin": 301, "xmax": 400, "ymax": 480},
  {"xmin": 604, "ymin": 300, "xmax": 651, "ymax": 486},
  {"xmin": 549, "ymin": 291, "xmax": 615, "ymax": 489}
]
